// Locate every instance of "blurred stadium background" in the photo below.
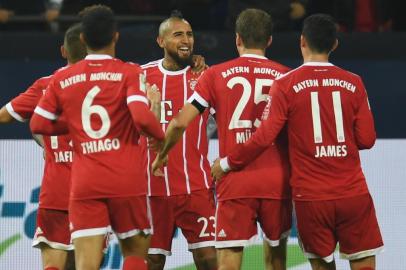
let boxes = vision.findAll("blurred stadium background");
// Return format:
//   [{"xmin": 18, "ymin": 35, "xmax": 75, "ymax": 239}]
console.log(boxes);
[{"xmin": 0, "ymin": 1, "xmax": 405, "ymax": 269}]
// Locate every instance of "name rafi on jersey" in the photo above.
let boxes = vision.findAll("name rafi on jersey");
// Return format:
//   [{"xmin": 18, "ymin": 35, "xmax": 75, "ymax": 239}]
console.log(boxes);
[
  {"xmin": 315, "ymin": 145, "xmax": 347, "ymax": 158},
  {"xmin": 81, "ymin": 138, "xmax": 120, "ymax": 154},
  {"xmin": 293, "ymin": 79, "xmax": 356, "ymax": 93},
  {"xmin": 54, "ymin": 151, "xmax": 73, "ymax": 163},
  {"xmin": 59, "ymin": 72, "xmax": 123, "ymax": 89},
  {"xmin": 221, "ymin": 66, "xmax": 282, "ymax": 79}
]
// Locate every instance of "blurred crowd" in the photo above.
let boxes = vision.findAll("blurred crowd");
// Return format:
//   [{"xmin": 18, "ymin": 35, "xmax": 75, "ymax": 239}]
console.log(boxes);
[{"xmin": 0, "ymin": 0, "xmax": 405, "ymax": 32}]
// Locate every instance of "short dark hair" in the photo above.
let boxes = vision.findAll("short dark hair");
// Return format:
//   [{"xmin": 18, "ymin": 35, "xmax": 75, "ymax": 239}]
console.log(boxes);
[
  {"xmin": 302, "ymin": 14, "xmax": 337, "ymax": 53},
  {"xmin": 64, "ymin": 23, "xmax": 87, "ymax": 64},
  {"xmin": 79, "ymin": 5, "xmax": 117, "ymax": 50},
  {"xmin": 235, "ymin": 8, "xmax": 272, "ymax": 49}
]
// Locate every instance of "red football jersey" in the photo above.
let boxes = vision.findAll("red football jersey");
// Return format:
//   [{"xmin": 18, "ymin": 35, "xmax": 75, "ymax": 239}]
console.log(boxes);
[
  {"xmin": 35, "ymin": 54, "xmax": 151, "ymax": 200},
  {"xmin": 190, "ymin": 54, "xmax": 291, "ymax": 201},
  {"xmin": 141, "ymin": 59, "xmax": 212, "ymax": 196},
  {"xmin": 7, "ymin": 74, "xmax": 73, "ymax": 210},
  {"xmin": 228, "ymin": 62, "xmax": 376, "ymax": 201}
]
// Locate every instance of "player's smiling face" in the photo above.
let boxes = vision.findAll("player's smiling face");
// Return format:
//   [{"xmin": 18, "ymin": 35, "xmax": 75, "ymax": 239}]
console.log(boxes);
[{"xmin": 164, "ymin": 20, "xmax": 194, "ymax": 66}]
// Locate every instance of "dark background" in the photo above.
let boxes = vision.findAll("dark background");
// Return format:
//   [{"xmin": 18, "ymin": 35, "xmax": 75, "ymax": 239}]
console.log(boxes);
[{"xmin": 0, "ymin": 31, "xmax": 405, "ymax": 138}]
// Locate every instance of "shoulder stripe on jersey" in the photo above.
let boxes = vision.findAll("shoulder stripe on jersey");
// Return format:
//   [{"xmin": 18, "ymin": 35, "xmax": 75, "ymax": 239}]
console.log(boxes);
[
  {"xmin": 187, "ymin": 92, "xmax": 209, "ymax": 108},
  {"xmin": 276, "ymin": 65, "xmax": 306, "ymax": 80},
  {"xmin": 127, "ymin": 95, "xmax": 149, "ymax": 105},
  {"xmin": 34, "ymin": 106, "xmax": 57, "ymax": 120},
  {"xmin": 141, "ymin": 63, "xmax": 159, "ymax": 70},
  {"xmin": 5, "ymin": 102, "xmax": 26, "ymax": 122},
  {"xmin": 161, "ymin": 73, "xmax": 171, "ymax": 196},
  {"xmin": 182, "ymin": 72, "xmax": 191, "ymax": 194},
  {"xmin": 197, "ymin": 115, "xmax": 210, "ymax": 189},
  {"xmin": 141, "ymin": 60, "xmax": 161, "ymax": 69}
]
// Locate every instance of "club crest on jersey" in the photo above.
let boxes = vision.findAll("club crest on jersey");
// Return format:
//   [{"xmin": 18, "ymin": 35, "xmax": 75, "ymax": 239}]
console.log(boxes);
[{"xmin": 188, "ymin": 78, "xmax": 198, "ymax": 91}]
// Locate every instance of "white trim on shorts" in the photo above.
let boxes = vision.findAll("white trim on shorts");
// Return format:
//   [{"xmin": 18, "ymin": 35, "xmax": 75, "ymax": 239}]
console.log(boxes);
[
  {"xmin": 297, "ymin": 231, "xmax": 335, "ymax": 263},
  {"xmin": 188, "ymin": 240, "xmax": 215, "ymax": 250},
  {"xmin": 32, "ymin": 236, "xmax": 74, "ymax": 251},
  {"xmin": 148, "ymin": 248, "xmax": 172, "ymax": 256},
  {"xmin": 71, "ymin": 227, "xmax": 110, "ymax": 240},
  {"xmin": 340, "ymin": 246, "xmax": 384, "ymax": 261},
  {"xmin": 115, "ymin": 228, "xmax": 152, "ymax": 240},
  {"xmin": 215, "ymin": 235, "xmax": 257, "ymax": 249},
  {"xmin": 302, "ymin": 250, "xmax": 335, "ymax": 263},
  {"xmin": 263, "ymin": 229, "xmax": 291, "ymax": 247}
]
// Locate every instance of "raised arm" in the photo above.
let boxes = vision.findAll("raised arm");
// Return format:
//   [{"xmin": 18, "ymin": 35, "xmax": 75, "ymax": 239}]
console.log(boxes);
[{"xmin": 151, "ymin": 103, "xmax": 200, "ymax": 175}]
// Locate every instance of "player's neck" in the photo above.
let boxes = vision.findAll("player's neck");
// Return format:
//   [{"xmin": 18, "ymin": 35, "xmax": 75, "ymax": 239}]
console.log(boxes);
[
  {"xmin": 303, "ymin": 53, "xmax": 329, "ymax": 63},
  {"xmin": 238, "ymin": 48, "xmax": 265, "ymax": 57},
  {"xmin": 87, "ymin": 47, "xmax": 115, "ymax": 58},
  {"xmin": 162, "ymin": 58, "xmax": 187, "ymax": 71}
]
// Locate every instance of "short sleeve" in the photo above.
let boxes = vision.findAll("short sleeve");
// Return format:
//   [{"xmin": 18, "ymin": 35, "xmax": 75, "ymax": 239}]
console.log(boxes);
[
  {"xmin": 35, "ymin": 78, "xmax": 61, "ymax": 120},
  {"xmin": 7, "ymin": 77, "xmax": 48, "ymax": 121},
  {"xmin": 188, "ymin": 68, "xmax": 215, "ymax": 108},
  {"xmin": 126, "ymin": 65, "xmax": 149, "ymax": 106}
]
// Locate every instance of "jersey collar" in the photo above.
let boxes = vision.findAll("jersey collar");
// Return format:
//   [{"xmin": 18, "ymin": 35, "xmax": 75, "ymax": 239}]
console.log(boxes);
[
  {"xmin": 302, "ymin": 62, "xmax": 334, "ymax": 66},
  {"xmin": 85, "ymin": 54, "xmax": 114, "ymax": 60},
  {"xmin": 158, "ymin": 59, "xmax": 190, "ymax": 75},
  {"xmin": 241, "ymin": 54, "xmax": 268, "ymax": 60}
]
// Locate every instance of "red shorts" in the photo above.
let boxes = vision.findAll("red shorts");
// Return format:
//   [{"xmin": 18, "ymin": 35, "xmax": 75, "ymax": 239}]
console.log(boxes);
[
  {"xmin": 295, "ymin": 194, "xmax": 384, "ymax": 262},
  {"xmin": 32, "ymin": 208, "xmax": 73, "ymax": 250},
  {"xmin": 69, "ymin": 196, "xmax": 152, "ymax": 240},
  {"xmin": 149, "ymin": 189, "xmax": 216, "ymax": 256},
  {"xmin": 215, "ymin": 198, "xmax": 292, "ymax": 248}
]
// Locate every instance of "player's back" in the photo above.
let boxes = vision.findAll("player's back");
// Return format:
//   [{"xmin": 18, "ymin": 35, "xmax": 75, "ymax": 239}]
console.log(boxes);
[
  {"xmin": 7, "ymin": 73, "xmax": 73, "ymax": 210},
  {"xmin": 195, "ymin": 55, "xmax": 291, "ymax": 200},
  {"xmin": 277, "ymin": 62, "xmax": 375, "ymax": 200},
  {"xmin": 50, "ymin": 55, "xmax": 147, "ymax": 200}
]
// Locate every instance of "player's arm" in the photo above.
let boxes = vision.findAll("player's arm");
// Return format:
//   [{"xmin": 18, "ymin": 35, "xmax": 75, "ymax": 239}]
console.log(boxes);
[
  {"xmin": 211, "ymin": 84, "xmax": 289, "ymax": 180},
  {"xmin": 30, "ymin": 109, "xmax": 69, "ymax": 135},
  {"xmin": 0, "ymin": 105, "xmax": 14, "ymax": 123},
  {"xmin": 354, "ymin": 85, "xmax": 376, "ymax": 149},
  {"xmin": 159, "ymin": 102, "xmax": 200, "ymax": 152},
  {"xmin": 128, "ymin": 101, "xmax": 165, "ymax": 141}
]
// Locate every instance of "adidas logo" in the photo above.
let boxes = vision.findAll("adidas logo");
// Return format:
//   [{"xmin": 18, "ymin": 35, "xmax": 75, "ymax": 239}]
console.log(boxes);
[{"xmin": 217, "ymin": 229, "xmax": 227, "ymax": 238}]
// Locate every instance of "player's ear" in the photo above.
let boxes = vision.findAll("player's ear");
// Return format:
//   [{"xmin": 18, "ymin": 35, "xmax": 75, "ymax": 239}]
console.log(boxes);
[
  {"xmin": 157, "ymin": 36, "xmax": 164, "ymax": 49},
  {"xmin": 235, "ymin": 33, "xmax": 242, "ymax": 47},
  {"xmin": 266, "ymin": 36, "xmax": 272, "ymax": 48},
  {"xmin": 331, "ymin": 39, "xmax": 338, "ymax": 52},
  {"xmin": 79, "ymin": 33, "xmax": 86, "ymax": 45},
  {"xmin": 61, "ymin": 45, "xmax": 67, "ymax": 59},
  {"xmin": 300, "ymin": 35, "xmax": 306, "ymax": 49},
  {"xmin": 113, "ymin": 32, "xmax": 119, "ymax": 44}
]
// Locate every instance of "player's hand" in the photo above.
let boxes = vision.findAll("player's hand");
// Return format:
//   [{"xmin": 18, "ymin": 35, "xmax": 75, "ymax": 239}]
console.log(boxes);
[
  {"xmin": 147, "ymin": 137, "xmax": 163, "ymax": 153},
  {"xmin": 146, "ymin": 83, "xmax": 161, "ymax": 104},
  {"xmin": 152, "ymin": 153, "xmax": 168, "ymax": 177},
  {"xmin": 211, "ymin": 158, "xmax": 227, "ymax": 182},
  {"xmin": 191, "ymin": 55, "xmax": 208, "ymax": 74}
]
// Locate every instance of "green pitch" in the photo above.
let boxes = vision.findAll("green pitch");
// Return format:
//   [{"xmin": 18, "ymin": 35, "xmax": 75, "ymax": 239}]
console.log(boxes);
[{"xmin": 173, "ymin": 244, "xmax": 308, "ymax": 269}]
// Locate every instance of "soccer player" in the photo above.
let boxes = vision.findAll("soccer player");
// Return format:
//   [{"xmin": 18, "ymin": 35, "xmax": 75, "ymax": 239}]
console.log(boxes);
[
  {"xmin": 152, "ymin": 9, "xmax": 292, "ymax": 270},
  {"xmin": 141, "ymin": 13, "xmax": 217, "ymax": 270},
  {"xmin": 0, "ymin": 23, "xmax": 86, "ymax": 270},
  {"xmin": 212, "ymin": 14, "xmax": 384, "ymax": 270},
  {"xmin": 30, "ymin": 5, "xmax": 165, "ymax": 270}
]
